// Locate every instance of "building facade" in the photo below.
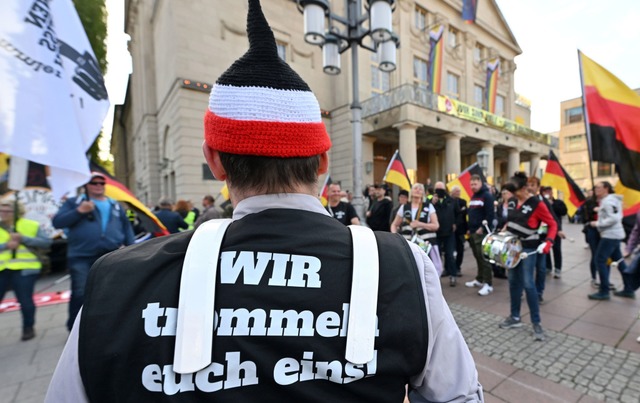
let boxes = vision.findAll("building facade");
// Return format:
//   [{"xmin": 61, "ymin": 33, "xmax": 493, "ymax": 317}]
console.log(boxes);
[{"xmin": 112, "ymin": 0, "xmax": 555, "ymax": 206}]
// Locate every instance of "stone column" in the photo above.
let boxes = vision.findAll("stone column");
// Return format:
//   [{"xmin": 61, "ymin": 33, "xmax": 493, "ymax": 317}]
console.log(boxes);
[
  {"xmin": 507, "ymin": 148, "xmax": 521, "ymax": 177},
  {"xmin": 444, "ymin": 133, "xmax": 462, "ymax": 177},
  {"xmin": 393, "ymin": 121, "xmax": 420, "ymax": 172},
  {"xmin": 363, "ymin": 136, "xmax": 376, "ymax": 186},
  {"xmin": 480, "ymin": 142, "xmax": 495, "ymax": 179},
  {"xmin": 529, "ymin": 154, "xmax": 541, "ymax": 178}
]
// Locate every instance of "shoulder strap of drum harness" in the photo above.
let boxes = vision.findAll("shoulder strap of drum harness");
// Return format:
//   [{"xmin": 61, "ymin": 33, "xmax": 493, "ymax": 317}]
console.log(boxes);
[{"xmin": 171, "ymin": 219, "xmax": 380, "ymax": 374}]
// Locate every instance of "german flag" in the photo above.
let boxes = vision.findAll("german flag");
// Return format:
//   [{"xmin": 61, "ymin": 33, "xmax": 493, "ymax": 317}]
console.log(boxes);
[
  {"xmin": 383, "ymin": 150, "xmax": 412, "ymax": 192},
  {"xmin": 318, "ymin": 175, "xmax": 331, "ymax": 207},
  {"xmin": 446, "ymin": 163, "xmax": 485, "ymax": 203},
  {"xmin": 579, "ymin": 51, "xmax": 640, "ymax": 191},
  {"xmin": 90, "ymin": 162, "xmax": 169, "ymax": 237},
  {"xmin": 541, "ymin": 150, "xmax": 586, "ymax": 217},
  {"xmin": 615, "ymin": 181, "xmax": 640, "ymax": 218}
]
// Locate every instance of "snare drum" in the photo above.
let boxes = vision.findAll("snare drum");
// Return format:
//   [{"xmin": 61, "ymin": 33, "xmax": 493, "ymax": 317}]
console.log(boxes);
[{"xmin": 482, "ymin": 232, "xmax": 523, "ymax": 269}]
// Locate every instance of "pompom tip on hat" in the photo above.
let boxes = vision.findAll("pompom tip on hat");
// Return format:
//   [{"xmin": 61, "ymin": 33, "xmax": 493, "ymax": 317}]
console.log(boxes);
[{"xmin": 204, "ymin": 0, "xmax": 331, "ymax": 158}]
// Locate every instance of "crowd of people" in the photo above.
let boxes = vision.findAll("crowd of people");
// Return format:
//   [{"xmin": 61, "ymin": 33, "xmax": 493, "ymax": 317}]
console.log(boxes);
[{"xmin": 325, "ymin": 172, "xmax": 639, "ymax": 342}]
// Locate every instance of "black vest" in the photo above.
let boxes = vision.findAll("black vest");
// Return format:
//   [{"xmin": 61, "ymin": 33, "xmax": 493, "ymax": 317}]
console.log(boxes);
[
  {"xmin": 506, "ymin": 197, "xmax": 541, "ymax": 249},
  {"xmin": 399, "ymin": 202, "xmax": 436, "ymax": 241},
  {"xmin": 79, "ymin": 209, "xmax": 428, "ymax": 402}
]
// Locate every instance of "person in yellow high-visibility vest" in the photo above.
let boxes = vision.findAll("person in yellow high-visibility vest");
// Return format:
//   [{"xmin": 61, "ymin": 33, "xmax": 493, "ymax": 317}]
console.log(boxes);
[{"xmin": 0, "ymin": 200, "xmax": 52, "ymax": 341}]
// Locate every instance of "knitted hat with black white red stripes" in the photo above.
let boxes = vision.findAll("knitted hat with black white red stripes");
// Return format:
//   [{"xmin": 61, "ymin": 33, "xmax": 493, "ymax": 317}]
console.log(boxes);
[{"xmin": 204, "ymin": 0, "xmax": 331, "ymax": 157}]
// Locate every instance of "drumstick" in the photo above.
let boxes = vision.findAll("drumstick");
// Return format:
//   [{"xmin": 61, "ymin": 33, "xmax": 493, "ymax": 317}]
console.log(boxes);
[
  {"xmin": 481, "ymin": 220, "xmax": 492, "ymax": 234},
  {"xmin": 610, "ymin": 257, "xmax": 626, "ymax": 270}
]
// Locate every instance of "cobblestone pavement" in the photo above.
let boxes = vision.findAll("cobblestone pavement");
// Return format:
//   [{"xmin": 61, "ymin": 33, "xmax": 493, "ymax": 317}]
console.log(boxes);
[{"xmin": 451, "ymin": 304, "xmax": 640, "ymax": 402}]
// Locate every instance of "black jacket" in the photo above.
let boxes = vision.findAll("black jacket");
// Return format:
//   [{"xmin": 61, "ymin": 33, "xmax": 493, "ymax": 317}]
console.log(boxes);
[{"xmin": 433, "ymin": 195, "xmax": 458, "ymax": 238}]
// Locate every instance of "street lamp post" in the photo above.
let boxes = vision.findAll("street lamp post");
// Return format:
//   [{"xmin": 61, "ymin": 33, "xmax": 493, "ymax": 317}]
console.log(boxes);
[
  {"xmin": 297, "ymin": 0, "xmax": 399, "ymax": 221},
  {"xmin": 476, "ymin": 149, "xmax": 490, "ymax": 179}
]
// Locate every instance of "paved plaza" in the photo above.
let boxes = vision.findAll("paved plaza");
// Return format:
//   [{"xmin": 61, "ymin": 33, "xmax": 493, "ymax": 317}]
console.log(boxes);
[{"xmin": 1, "ymin": 221, "xmax": 639, "ymax": 402}]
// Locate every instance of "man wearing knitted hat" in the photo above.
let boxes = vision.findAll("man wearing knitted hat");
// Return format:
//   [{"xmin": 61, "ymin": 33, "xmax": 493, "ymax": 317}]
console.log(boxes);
[{"xmin": 46, "ymin": 1, "xmax": 482, "ymax": 402}]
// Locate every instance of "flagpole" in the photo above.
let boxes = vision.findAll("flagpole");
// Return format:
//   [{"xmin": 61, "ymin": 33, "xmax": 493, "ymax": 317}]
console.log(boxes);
[{"xmin": 577, "ymin": 49, "xmax": 596, "ymax": 191}]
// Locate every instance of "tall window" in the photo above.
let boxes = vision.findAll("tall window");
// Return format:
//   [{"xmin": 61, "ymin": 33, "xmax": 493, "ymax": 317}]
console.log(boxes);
[
  {"xmin": 414, "ymin": 6, "xmax": 427, "ymax": 31},
  {"xmin": 413, "ymin": 57, "xmax": 428, "ymax": 90},
  {"xmin": 495, "ymin": 94, "xmax": 505, "ymax": 116},
  {"xmin": 371, "ymin": 52, "xmax": 390, "ymax": 96},
  {"xmin": 474, "ymin": 85, "xmax": 484, "ymax": 108},
  {"xmin": 473, "ymin": 43, "xmax": 484, "ymax": 64},
  {"xmin": 596, "ymin": 162, "xmax": 614, "ymax": 177},
  {"xmin": 446, "ymin": 72, "xmax": 459, "ymax": 99},
  {"xmin": 565, "ymin": 106, "xmax": 583, "ymax": 124},
  {"xmin": 276, "ymin": 42, "xmax": 287, "ymax": 61},
  {"xmin": 448, "ymin": 26, "xmax": 458, "ymax": 48},
  {"xmin": 565, "ymin": 134, "xmax": 585, "ymax": 152}
]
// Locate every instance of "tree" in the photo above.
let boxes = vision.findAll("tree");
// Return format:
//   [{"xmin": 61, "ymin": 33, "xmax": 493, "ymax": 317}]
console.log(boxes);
[{"xmin": 73, "ymin": 0, "xmax": 109, "ymax": 163}]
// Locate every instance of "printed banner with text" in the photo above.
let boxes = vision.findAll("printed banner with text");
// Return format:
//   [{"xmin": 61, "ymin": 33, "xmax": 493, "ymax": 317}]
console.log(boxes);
[{"xmin": 0, "ymin": 0, "xmax": 110, "ymax": 198}]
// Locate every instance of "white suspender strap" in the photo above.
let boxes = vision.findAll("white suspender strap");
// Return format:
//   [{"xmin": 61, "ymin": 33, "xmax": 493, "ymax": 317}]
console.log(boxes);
[
  {"xmin": 345, "ymin": 225, "xmax": 379, "ymax": 365},
  {"xmin": 173, "ymin": 218, "xmax": 233, "ymax": 374}
]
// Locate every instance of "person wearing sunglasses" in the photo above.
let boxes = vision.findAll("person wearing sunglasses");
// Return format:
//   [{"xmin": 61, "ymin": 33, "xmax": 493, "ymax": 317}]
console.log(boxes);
[{"xmin": 52, "ymin": 171, "xmax": 135, "ymax": 331}]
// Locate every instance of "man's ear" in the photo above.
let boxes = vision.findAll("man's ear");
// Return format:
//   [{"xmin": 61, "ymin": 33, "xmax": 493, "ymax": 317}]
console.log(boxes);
[
  {"xmin": 202, "ymin": 142, "xmax": 227, "ymax": 181},
  {"xmin": 318, "ymin": 152, "xmax": 329, "ymax": 175}
]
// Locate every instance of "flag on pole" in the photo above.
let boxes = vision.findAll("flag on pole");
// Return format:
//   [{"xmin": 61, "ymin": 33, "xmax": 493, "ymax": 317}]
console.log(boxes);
[
  {"xmin": 319, "ymin": 175, "xmax": 331, "ymax": 207},
  {"xmin": 446, "ymin": 163, "xmax": 486, "ymax": 203},
  {"xmin": 485, "ymin": 58, "xmax": 500, "ymax": 113},
  {"xmin": 541, "ymin": 150, "xmax": 586, "ymax": 217},
  {"xmin": 0, "ymin": 0, "xmax": 110, "ymax": 199},
  {"xmin": 579, "ymin": 51, "xmax": 640, "ymax": 191},
  {"xmin": 220, "ymin": 183, "xmax": 230, "ymax": 201},
  {"xmin": 90, "ymin": 163, "xmax": 169, "ymax": 237},
  {"xmin": 462, "ymin": 0, "xmax": 478, "ymax": 24},
  {"xmin": 615, "ymin": 181, "xmax": 640, "ymax": 218},
  {"xmin": 383, "ymin": 150, "xmax": 412, "ymax": 192},
  {"xmin": 428, "ymin": 24, "xmax": 444, "ymax": 94}
]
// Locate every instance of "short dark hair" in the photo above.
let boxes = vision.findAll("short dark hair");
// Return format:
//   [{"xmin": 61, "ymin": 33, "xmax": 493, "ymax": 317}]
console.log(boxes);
[
  {"xmin": 509, "ymin": 171, "xmax": 528, "ymax": 190},
  {"xmin": 219, "ymin": 152, "xmax": 320, "ymax": 194},
  {"xmin": 600, "ymin": 181, "xmax": 614, "ymax": 194},
  {"xmin": 398, "ymin": 190, "xmax": 409, "ymax": 198},
  {"xmin": 470, "ymin": 174, "xmax": 482, "ymax": 182},
  {"xmin": 203, "ymin": 195, "xmax": 214, "ymax": 204}
]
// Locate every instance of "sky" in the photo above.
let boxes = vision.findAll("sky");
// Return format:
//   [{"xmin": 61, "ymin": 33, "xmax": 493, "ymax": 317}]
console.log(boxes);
[
  {"xmin": 494, "ymin": 0, "xmax": 640, "ymax": 133},
  {"xmin": 101, "ymin": 0, "xmax": 640, "ymax": 143}
]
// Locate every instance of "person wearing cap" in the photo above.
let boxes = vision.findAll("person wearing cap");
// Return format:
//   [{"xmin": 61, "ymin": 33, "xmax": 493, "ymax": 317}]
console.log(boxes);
[
  {"xmin": 499, "ymin": 172, "xmax": 557, "ymax": 341},
  {"xmin": 0, "ymin": 200, "xmax": 52, "ymax": 341},
  {"xmin": 51, "ymin": 172, "xmax": 135, "ymax": 331},
  {"xmin": 46, "ymin": 1, "xmax": 482, "ymax": 401}
]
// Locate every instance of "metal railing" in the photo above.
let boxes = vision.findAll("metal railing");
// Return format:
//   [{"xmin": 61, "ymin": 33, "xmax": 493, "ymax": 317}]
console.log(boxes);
[{"xmin": 361, "ymin": 84, "xmax": 553, "ymax": 147}]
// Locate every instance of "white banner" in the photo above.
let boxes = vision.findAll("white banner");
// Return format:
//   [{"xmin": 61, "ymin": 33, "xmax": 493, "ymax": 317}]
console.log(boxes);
[{"xmin": 0, "ymin": 0, "xmax": 110, "ymax": 199}]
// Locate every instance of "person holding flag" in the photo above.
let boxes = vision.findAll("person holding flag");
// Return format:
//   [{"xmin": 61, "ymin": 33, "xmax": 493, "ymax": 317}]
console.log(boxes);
[{"xmin": 588, "ymin": 182, "xmax": 634, "ymax": 300}]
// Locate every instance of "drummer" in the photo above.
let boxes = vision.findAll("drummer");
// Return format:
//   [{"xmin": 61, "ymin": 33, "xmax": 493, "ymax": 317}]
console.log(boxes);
[{"xmin": 498, "ymin": 172, "xmax": 557, "ymax": 341}]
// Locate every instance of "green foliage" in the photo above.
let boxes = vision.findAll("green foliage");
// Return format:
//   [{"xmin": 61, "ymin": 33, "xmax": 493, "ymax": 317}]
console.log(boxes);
[
  {"xmin": 72, "ymin": 0, "xmax": 108, "ymax": 73},
  {"xmin": 73, "ymin": 0, "xmax": 109, "ymax": 163}
]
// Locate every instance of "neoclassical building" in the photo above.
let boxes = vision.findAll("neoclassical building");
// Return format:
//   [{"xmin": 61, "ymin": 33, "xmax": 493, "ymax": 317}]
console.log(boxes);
[{"xmin": 112, "ymin": 0, "xmax": 554, "ymax": 206}]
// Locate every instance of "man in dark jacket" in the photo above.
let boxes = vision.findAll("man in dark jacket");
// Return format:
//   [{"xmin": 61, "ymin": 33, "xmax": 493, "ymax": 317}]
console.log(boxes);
[
  {"xmin": 541, "ymin": 186, "xmax": 567, "ymax": 278},
  {"xmin": 46, "ymin": 2, "xmax": 482, "ymax": 401},
  {"xmin": 366, "ymin": 184, "xmax": 392, "ymax": 231},
  {"xmin": 464, "ymin": 175, "xmax": 495, "ymax": 296},
  {"xmin": 433, "ymin": 182, "xmax": 459, "ymax": 286},
  {"xmin": 52, "ymin": 172, "xmax": 135, "ymax": 330},
  {"xmin": 155, "ymin": 198, "xmax": 189, "ymax": 234},
  {"xmin": 450, "ymin": 185, "xmax": 468, "ymax": 278}
]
